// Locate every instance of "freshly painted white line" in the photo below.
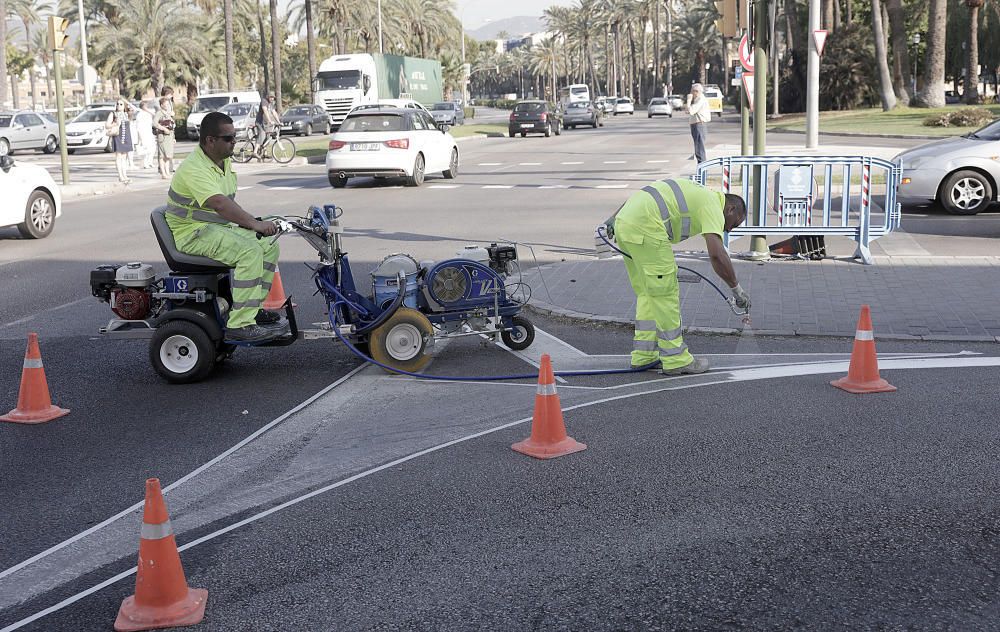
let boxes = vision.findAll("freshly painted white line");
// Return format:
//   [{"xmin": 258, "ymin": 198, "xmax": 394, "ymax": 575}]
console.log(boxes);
[
  {"xmin": 269, "ymin": 186, "xmax": 299, "ymax": 191},
  {"xmin": 8, "ymin": 353, "xmax": 1000, "ymax": 631},
  {"xmin": 237, "ymin": 186, "xmax": 254, "ymax": 191},
  {"xmin": 603, "ymin": 160, "xmax": 627, "ymax": 164},
  {"xmin": 646, "ymin": 160, "xmax": 670, "ymax": 163},
  {"xmin": 477, "ymin": 162, "xmax": 502, "ymax": 166},
  {"xmin": 483, "ymin": 185, "xmax": 514, "ymax": 189},
  {"xmin": 519, "ymin": 162, "xmax": 542, "ymax": 166},
  {"xmin": 561, "ymin": 161, "xmax": 584, "ymax": 165},
  {"xmin": 0, "ymin": 364, "xmax": 369, "ymax": 583},
  {"xmin": 539, "ymin": 185, "xmax": 570, "ymax": 189},
  {"xmin": 596, "ymin": 184, "xmax": 628, "ymax": 189},
  {"xmin": 428, "ymin": 185, "xmax": 460, "ymax": 189}
]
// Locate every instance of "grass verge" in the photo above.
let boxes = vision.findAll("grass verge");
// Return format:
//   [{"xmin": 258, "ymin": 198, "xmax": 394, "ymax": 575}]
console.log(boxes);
[{"xmin": 767, "ymin": 105, "xmax": 1000, "ymax": 137}]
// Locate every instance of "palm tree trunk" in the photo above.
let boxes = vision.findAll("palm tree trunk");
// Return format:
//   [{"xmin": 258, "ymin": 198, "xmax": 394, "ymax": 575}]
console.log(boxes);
[
  {"xmin": 0, "ymin": 0, "xmax": 7, "ymax": 107},
  {"xmin": 965, "ymin": 1, "xmax": 981, "ymax": 104},
  {"xmin": 269, "ymin": 0, "xmax": 282, "ymax": 107},
  {"xmin": 257, "ymin": 1, "xmax": 270, "ymax": 95},
  {"xmin": 886, "ymin": 0, "xmax": 910, "ymax": 103},
  {"xmin": 871, "ymin": 0, "xmax": 896, "ymax": 110},
  {"xmin": 665, "ymin": 0, "xmax": 673, "ymax": 94},
  {"xmin": 305, "ymin": 0, "xmax": 316, "ymax": 101},
  {"xmin": 641, "ymin": 13, "xmax": 648, "ymax": 102},
  {"xmin": 225, "ymin": 0, "xmax": 235, "ymax": 91},
  {"xmin": 822, "ymin": 0, "xmax": 834, "ymax": 30},
  {"xmin": 653, "ymin": 1, "xmax": 661, "ymax": 95},
  {"xmin": 627, "ymin": 21, "xmax": 637, "ymax": 98},
  {"xmin": 914, "ymin": 0, "xmax": 947, "ymax": 107},
  {"xmin": 22, "ymin": 18, "xmax": 37, "ymax": 109},
  {"xmin": 846, "ymin": 0, "xmax": 853, "ymax": 22}
]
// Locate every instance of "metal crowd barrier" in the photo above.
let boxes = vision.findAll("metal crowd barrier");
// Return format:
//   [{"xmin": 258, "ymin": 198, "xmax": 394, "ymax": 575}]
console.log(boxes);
[{"xmin": 694, "ymin": 155, "xmax": 902, "ymax": 264}]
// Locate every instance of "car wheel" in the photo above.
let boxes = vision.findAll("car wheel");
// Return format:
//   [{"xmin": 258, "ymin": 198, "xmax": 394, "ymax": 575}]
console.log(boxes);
[
  {"xmin": 406, "ymin": 153, "xmax": 425, "ymax": 187},
  {"xmin": 67, "ymin": 149, "xmax": 76, "ymax": 155},
  {"xmin": 648, "ymin": 114, "xmax": 652, "ymax": 118},
  {"xmin": 304, "ymin": 123, "xmax": 312, "ymax": 137},
  {"xmin": 324, "ymin": 123, "xmax": 331, "ymax": 134},
  {"xmin": 544, "ymin": 123, "xmax": 551, "ymax": 138},
  {"xmin": 940, "ymin": 170, "xmax": 993, "ymax": 215},
  {"xmin": 43, "ymin": 135, "xmax": 58, "ymax": 154},
  {"xmin": 328, "ymin": 173, "xmax": 349, "ymax": 188},
  {"xmin": 0, "ymin": 138, "xmax": 9, "ymax": 156},
  {"xmin": 442, "ymin": 147, "xmax": 459, "ymax": 179},
  {"xmin": 509, "ymin": 130, "xmax": 515, "ymax": 138},
  {"xmin": 17, "ymin": 190, "xmax": 56, "ymax": 239},
  {"xmin": 521, "ymin": 132, "xmax": 526, "ymax": 137}
]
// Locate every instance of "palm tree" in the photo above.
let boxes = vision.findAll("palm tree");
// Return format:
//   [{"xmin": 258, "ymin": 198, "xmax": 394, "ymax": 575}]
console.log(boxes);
[
  {"xmin": 529, "ymin": 37, "xmax": 560, "ymax": 101},
  {"xmin": 913, "ymin": 0, "xmax": 947, "ymax": 107},
  {"xmin": 269, "ymin": 0, "xmax": 281, "ymax": 107},
  {"xmin": 871, "ymin": 0, "xmax": 896, "ymax": 110},
  {"xmin": 1, "ymin": 0, "xmax": 11, "ymax": 106},
  {"xmin": 30, "ymin": 29, "xmax": 52, "ymax": 102},
  {"xmin": 287, "ymin": 0, "xmax": 316, "ymax": 98},
  {"xmin": 885, "ymin": 0, "xmax": 910, "ymax": 103},
  {"xmin": 672, "ymin": 1, "xmax": 717, "ymax": 85},
  {"xmin": 964, "ymin": 0, "xmax": 984, "ymax": 103},
  {"xmin": 9, "ymin": 0, "xmax": 51, "ymax": 108}
]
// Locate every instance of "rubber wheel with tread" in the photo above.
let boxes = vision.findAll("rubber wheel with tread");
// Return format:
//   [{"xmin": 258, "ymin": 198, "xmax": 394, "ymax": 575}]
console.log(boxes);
[
  {"xmin": 43, "ymin": 135, "xmax": 58, "ymax": 154},
  {"xmin": 554, "ymin": 124, "xmax": 561, "ymax": 136},
  {"xmin": 368, "ymin": 307, "xmax": 433, "ymax": 373},
  {"xmin": 544, "ymin": 124, "xmax": 551, "ymax": 138},
  {"xmin": 940, "ymin": 170, "xmax": 993, "ymax": 215},
  {"xmin": 442, "ymin": 147, "xmax": 459, "ymax": 179},
  {"xmin": 270, "ymin": 137, "xmax": 296, "ymax": 163},
  {"xmin": 149, "ymin": 320, "xmax": 216, "ymax": 384},
  {"xmin": 501, "ymin": 316, "xmax": 535, "ymax": 351},
  {"xmin": 406, "ymin": 153, "xmax": 425, "ymax": 186},
  {"xmin": 17, "ymin": 190, "xmax": 56, "ymax": 239},
  {"xmin": 303, "ymin": 123, "xmax": 312, "ymax": 137},
  {"xmin": 233, "ymin": 139, "xmax": 255, "ymax": 163},
  {"xmin": 329, "ymin": 173, "xmax": 349, "ymax": 188},
  {"xmin": 0, "ymin": 138, "xmax": 9, "ymax": 156}
]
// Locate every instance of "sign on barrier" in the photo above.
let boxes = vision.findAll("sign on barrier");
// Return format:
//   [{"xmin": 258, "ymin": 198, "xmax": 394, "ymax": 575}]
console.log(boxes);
[{"xmin": 695, "ymin": 155, "xmax": 902, "ymax": 264}]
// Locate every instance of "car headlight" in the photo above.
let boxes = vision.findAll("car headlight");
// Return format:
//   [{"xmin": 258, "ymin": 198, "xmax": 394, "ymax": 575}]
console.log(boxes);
[
  {"xmin": 91, "ymin": 128, "xmax": 104, "ymax": 136},
  {"xmin": 899, "ymin": 155, "xmax": 931, "ymax": 170}
]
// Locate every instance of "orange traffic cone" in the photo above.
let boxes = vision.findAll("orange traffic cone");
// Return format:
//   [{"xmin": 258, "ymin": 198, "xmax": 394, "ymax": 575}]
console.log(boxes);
[
  {"xmin": 114, "ymin": 478, "xmax": 208, "ymax": 632},
  {"xmin": 1, "ymin": 333, "xmax": 70, "ymax": 425},
  {"xmin": 831, "ymin": 305, "xmax": 897, "ymax": 394},
  {"xmin": 512, "ymin": 354, "xmax": 587, "ymax": 459},
  {"xmin": 262, "ymin": 266, "xmax": 295, "ymax": 310}
]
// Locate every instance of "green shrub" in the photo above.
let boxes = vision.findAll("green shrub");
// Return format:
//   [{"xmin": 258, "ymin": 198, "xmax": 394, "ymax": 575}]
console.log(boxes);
[
  {"xmin": 922, "ymin": 107, "xmax": 995, "ymax": 128},
  {"xmin": 174, "ymin": 102, "xmax": 190, "ymax": 140},
  {"xmin": 463, "ymin": 107, "xmax": 475, "ymax": 120}
]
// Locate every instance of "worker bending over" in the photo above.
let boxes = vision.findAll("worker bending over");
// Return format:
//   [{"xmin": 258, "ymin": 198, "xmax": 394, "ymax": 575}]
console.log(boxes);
[{"xmin": 610, "ymin": 178, "xmax": 750, "ymax": 374}]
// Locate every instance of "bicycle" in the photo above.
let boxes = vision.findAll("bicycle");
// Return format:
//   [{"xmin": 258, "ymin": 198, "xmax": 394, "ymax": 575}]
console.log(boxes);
[{"xmin": 233, "ymin": 126, "xmax": 296, "ymax": 164}]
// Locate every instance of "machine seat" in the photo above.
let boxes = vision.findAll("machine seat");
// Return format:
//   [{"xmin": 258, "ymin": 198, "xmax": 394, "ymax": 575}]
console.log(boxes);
[{"xmin": 150, "ymin": 206, "xmax": 231, "ymax": 274}]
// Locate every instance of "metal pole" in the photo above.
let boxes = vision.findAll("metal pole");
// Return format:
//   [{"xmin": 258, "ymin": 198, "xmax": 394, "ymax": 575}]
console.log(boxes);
[
  {"xmin": 805, "ymin": 0, "xmax": 820, "ymax": 148},
  {"xmin": 77, "ymin": 0, "xmax": 90, "ymax": 104},
  {"xmin": 749, "ymin": 0, "xmax": 769, "ymax": 260},
  {"xmin": 52, "ymin": 48, "xmax": 69, "ymax": 184},
  {"xmin": 741, "ymin": 81, "xmax": 750, "ymax": 155},
  {"xmin": 378, "ymin": 0, "xmax": 383, "ymax": 54}
]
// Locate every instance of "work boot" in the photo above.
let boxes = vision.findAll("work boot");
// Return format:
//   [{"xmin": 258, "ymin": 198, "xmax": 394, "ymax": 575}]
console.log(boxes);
[
  {"xmin": 660, "ymin": 356, "xmax": 710, "ymax": 375},
  {"xmin": 255, "ymin": 309, "xmax": 282, "ymax": 325},
  {"xmin": 225, "ymin": 323, "xmax": 279, "ymax": 343}
]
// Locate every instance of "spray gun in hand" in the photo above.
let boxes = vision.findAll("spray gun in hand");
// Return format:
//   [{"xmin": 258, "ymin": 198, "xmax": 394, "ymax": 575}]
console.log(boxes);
[{"xmin": 728, "ymin": 283, "xmax": 752, "ymax": 326}]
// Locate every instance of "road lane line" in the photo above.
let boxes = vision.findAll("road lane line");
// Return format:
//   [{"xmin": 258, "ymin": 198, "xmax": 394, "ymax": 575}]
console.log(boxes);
[
  {"xmin": 603, "ymin": 160, "xmax": 626, "ymax": 164},
  {"xmin": 237, "ymin": 186, "xmax": 254, "ymax": 191},
  {"xmin": 561, "ymin": 161, "xmax": 584, "ymax": 165},
  {"xmin": 7, "ymin": 354, "xmax": 1000, "ymax": 631},
  {"xmin": 539, "ymin": 185, "xmax": 569, "ymax": 189},
  {"xmin": 0, "ymin": 364, "xmax": 369, "ymax": 584},
  {"xmin": 596, "ymin": 184, "xmax": 628, "ymax": 189},
  {"xmin": 268, "ymin": 186, "xmax": 299, "ymax": 190},
  {"xmin": 646, "ymin": 160, "xmax": 670, "ymax": 163},
  {"xmin": 428, "ymin": 185, "xmax": 460, "ymax": 189},
  {"xmin": 483, "ymin": 185, "xmax": 514, "ymax": 189},
  {"xmin": 519, "ymin": 162, "xmax": 542, "ymax": 166},
  {"xmin": 477, "ymin": 162, "xmax": 502, "ymax": 166}
]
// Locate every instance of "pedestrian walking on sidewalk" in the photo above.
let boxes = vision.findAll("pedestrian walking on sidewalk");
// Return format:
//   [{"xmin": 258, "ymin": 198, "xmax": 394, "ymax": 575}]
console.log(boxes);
[
  {"xmin": 687, "ymin": 84, "xmax": 711, "ymax": 163},
  {"xmin": 106, "ymin": 99, "xmax": 135, "ymax": 184},
  {"xmin": 153, "ymin": 96, "xmax": 176, "ymax": 179},
  {"xmin": 606, "ymin": 178, "xmax": 751, "ymax": 374},
  {"xmin": 134, "ymin": 101, "xmax": 157, "ymax": 170}
]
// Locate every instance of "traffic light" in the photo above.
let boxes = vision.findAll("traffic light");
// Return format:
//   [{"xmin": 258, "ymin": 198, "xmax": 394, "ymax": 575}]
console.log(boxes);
[
  {"xmin": 48, "ymin": 16, "xmax": 70, "ymax": 51},
  {"xmin": 714, "ymin": 0, "xmax": 738, "ymax": 38}
]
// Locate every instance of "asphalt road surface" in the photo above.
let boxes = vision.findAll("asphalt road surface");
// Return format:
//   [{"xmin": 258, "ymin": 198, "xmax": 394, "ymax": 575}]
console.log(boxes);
[{"xmin": 1, "ymin": 114, "xmax": 998, "ymax": 630}]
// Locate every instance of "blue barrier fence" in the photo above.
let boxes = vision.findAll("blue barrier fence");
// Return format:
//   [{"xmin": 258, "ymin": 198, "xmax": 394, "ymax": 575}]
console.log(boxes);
[{"xmin": 694, "ymin": 155, "xmax": 902, "ymax": 264}]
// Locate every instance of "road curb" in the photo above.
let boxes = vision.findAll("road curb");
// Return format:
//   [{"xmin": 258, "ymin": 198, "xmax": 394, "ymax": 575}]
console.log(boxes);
[
  {"xmin": 768, "ymin": 127, "xmax": 943, "ymax": 140},
  {"xmin": 524, "ymin": 302, "xmax": 1000, "ymax": 344}
]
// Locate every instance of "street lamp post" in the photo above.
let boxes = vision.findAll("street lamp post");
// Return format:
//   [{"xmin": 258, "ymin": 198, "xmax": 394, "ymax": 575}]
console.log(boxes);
[
  {"xmin": 911, "ymin": 33, "xmax": 920, "ymax": 96},
  {"xmin": 377, "ymin": 0, "xmax": 383, "ymax": 54}
]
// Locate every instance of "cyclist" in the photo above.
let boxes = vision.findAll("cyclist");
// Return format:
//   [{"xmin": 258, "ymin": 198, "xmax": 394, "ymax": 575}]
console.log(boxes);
[{"xmin": 254, "ymin": 95, "xmax": 282, "ymax": 160}]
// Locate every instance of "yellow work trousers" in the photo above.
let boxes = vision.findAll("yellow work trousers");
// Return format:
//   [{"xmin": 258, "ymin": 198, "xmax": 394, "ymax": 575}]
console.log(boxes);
[{"xmin": 618, "ymin": 237, "xmax": 693, "ymax": 370}]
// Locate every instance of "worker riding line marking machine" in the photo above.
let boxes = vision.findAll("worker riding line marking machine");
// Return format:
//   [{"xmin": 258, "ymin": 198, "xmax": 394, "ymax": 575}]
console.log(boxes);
[{"xmin": 90, "ymin": 204, "xmax": 535, "ymax": 383}]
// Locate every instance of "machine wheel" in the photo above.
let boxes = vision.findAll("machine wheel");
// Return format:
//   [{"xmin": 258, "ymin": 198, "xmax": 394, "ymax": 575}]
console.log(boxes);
[
  {"xmin": 501, "ymin": 316, "xmax": 535, "ymax": 351},
  {"xmin": 940, "ymin": 170, "xmax": 992, "ymax": 215},
  {"xmin": 233, "ymin": 139, "xmax": 255, "ymax": 163},
  {"xmin": 368, "ymin": 307, "xmax": 433, "ymax": 373},
  {"xmin": 329, "ymin": 173, "xmax": 349, "ymax": 188},
  {"xmin": 442, "ymin": 148, "xmax": 459, "ymax": 179},
  {"xmin": 406, "ymin": 153, "xmax": 425, "ymax": 186},
  {"xmin": 43, "ymin": 135, "xmax": 58, "ymax": 154},
  {"xmin": 17, "ymin": 191, "xmax": 56, "ymax": 239},
  {"xmin": 150, "ymin": 321, "xmax": 216, "ymax": 384}
]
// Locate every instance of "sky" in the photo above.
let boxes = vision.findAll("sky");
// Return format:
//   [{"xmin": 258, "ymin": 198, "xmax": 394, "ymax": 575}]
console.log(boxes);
[{"xmin": 456, "ymin": 0, "xmax": 577, "ymax": 30}]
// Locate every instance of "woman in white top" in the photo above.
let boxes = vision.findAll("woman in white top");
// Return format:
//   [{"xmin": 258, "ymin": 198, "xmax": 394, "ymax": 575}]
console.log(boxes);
[
  {"xmin": 134, "ymin": 101, "xmax": 157, "ymax": 169},
  {"xmin": 106, "ymin": 99, "xmax": 135, "ymax": 184},
  {"xmin": 687, "ymin": 84, "xmax": 712, "ymax": 164}
]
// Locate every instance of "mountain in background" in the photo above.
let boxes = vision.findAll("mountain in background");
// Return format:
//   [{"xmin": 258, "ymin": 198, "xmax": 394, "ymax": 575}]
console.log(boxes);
[{"xmin": 467, "ymin": 16, "xmax": 544, "ymax": 41}]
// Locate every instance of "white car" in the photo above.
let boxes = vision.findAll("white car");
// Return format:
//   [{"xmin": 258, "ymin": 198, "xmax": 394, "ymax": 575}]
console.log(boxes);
[
  {"xmin": 613, "ymin": 97, "xmax": 635, "ymax": 116},
  {"xmin": 325, "ymin": 107, "xmax": 458, "ymax": 188},
  {"xmin": 647, "ymin": 98, "xmax": 673, "ymax": 118},
  {"xmin": 347, "ymin": 99, "xmax": 431, "ymax": 117},
  {"xmin": 218, "ymin": 102, "xmax": 259, "ymax": 140},
  {"xmin": 0, "ymin": 155, "xmax": 62, "ymax": 239},
  {"xmin": 64, "ymin": 107, "xmax": 114, "ymax": 154}
]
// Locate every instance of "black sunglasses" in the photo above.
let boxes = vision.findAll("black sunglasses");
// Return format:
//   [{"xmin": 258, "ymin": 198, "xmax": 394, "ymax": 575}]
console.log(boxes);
[{"xmin": 212, "ymin": 134, "xmax": 237, "ymax": 143}]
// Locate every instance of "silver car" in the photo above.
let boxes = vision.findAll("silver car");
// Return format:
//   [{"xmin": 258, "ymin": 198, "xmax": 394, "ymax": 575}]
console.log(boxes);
[
  {"xmin": 647, "ymin": 97, "xmax": 673, "ymax": 118},
  {"xmin": 0, "ymin": 110, "xmax": 61, "ymax": 156},
  {"xmin": 430, "ymin": 102, "xmax": 465, "ymax": 126},
  {"xmin": 893, "ymin": 118, "xmax": 1000, "ymax": 214}
]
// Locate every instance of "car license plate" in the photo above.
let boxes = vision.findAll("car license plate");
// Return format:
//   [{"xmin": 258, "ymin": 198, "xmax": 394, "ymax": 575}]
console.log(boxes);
[
  {"xmin": 350, "ymin": 143, "xmax": 380, "ymax": 151},
  {"xmin": 67, "ymin": 140, "xmax": 85, "ymax": 145},
  {"xmin": 520, "ymin": 124, "xmax": 533, "ymax": 129},
  {"xmin": 280, "ymin": 126, "xmax": 292, "ymax": 131}
]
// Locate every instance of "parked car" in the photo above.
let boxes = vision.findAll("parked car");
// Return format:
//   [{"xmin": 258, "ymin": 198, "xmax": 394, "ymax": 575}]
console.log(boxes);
[
  {"xmin": 893, "ymin": 117, "xmax": 1000, "ymax": 215},
  {"xmin": 64, "ymin": 107, "xmax": 114, "ymax": 153},
  {"xmin": 0, "ymin": 110, "xmax": 60, "ymax": 156},
  {"xmin": 613, "ymin": 97, "xmax": 635, "ymax": 116},
  {"xmin": 0, "ymin": 155, "xmax": 61, "ymax": 239},
  {"xmin": 647, "ymin": 97, "xmax": 673, "ymax": 118},
  {"xmin": 280, "ymin": 104, "xmax": 331, "ymax": 136},
  {"xmin": 667, "ymin": 94, "xmax": 685, "ymax": 110},
  {"xmin": 348, "ymin": 99, "xmax": 431, "ymax": 117},
  {"xmin": 703, "ymin": 84, "xmax": 724, "ymax": 117},
  {"xmin": 562, "ymin": 101, "xmax": 602, "ymax": 129},
  {"xmin": 325, "ymin": 107, "xmax": 459, "ymax": 188},
  {"xmin": 218, "ymin": 102, "xmax": 259, "ymax": 141},
  {"xmin": 508, "ymin": 100, "xmax": 562, "ymax": 137},
  {"xmin": 430, "ymin": 102, "xmax": 465, "ymax": 126}
]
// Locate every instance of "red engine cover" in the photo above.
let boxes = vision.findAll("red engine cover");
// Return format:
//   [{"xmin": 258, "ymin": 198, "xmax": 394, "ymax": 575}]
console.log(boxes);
[{"xmin": 112, "ymin": 288, "xmax": 152, "ymax": 320}]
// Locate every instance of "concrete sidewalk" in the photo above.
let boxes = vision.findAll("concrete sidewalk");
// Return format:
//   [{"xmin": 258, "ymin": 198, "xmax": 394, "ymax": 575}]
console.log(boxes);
[{"xmin": 523, "ymin": 254, "xmax": 1000, "ymax": 343}]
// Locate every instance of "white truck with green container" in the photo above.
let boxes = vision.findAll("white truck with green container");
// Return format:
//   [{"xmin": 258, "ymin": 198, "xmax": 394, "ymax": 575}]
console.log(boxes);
[{"xmin": 312, "ymin": 53, "xmax": 444, "ymax": 129}]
